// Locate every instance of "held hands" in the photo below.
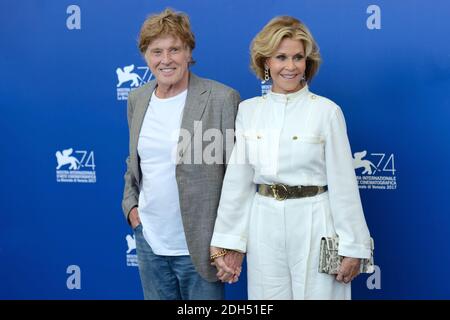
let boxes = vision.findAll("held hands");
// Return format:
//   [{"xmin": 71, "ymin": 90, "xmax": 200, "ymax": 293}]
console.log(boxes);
[
  {"xmin": 210, "ymin": 246, "xmax": 244, "ymax": 284},
  {"xmin": 336, "ymin": 257, "xmax": 361, "ymax": 284}
]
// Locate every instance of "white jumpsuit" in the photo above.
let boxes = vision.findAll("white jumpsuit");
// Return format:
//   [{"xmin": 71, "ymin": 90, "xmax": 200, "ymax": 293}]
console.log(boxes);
[{"xmin": 211, "ymin": 86, "xmax": 372, "ymax": 300}]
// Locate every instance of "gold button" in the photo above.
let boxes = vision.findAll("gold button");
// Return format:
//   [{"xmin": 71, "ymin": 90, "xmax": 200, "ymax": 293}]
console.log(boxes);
[
  {"xmin": 257, "ymin": 135, "xmax": 262, "ymax": 139},
  {"xmin": 292, "ymin": 136, "xmax": 298, "ymax": 140},
  {"xmin": 311, "ymin": 95, "xmax": 316, "ymax": 99}
]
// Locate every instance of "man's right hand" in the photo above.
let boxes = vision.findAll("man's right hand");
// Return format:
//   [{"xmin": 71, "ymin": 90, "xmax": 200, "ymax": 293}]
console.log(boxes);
[
  {"xmin": 129, "ymin": 207, "xmax": 141, "ymax": 229},
  {"xmin": 210, "ymin": 246, "xmax": 243, "ymax": 284}
]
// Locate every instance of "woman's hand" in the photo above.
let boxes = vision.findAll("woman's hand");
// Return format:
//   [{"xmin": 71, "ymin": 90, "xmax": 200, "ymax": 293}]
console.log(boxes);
[{"xmin": 336, "ymin": 257, "xmax": 361, "ymax": 284}]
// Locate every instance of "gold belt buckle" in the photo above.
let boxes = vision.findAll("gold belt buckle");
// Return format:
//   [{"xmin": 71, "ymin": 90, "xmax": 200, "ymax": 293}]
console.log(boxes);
[{"xmin": 271, "ymin": 184, "xmax": 289, "ymax": 201}]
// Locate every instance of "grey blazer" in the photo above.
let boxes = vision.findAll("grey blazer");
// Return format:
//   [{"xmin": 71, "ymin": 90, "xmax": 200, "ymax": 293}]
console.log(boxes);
[{"xmin": 122, "ymin": 73, "xmax": 240, "ymax": 282}]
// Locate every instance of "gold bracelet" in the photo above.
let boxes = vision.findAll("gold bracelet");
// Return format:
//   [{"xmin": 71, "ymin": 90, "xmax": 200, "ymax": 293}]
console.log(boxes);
[{"xmin": 210, "ymin": 249, "xmax": 228, "ymax": 262}]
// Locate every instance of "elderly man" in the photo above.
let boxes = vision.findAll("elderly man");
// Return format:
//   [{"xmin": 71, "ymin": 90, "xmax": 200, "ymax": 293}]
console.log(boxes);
[{"xmin": 122, "ymin": 8, "xmax": 243, "ymax": 300}]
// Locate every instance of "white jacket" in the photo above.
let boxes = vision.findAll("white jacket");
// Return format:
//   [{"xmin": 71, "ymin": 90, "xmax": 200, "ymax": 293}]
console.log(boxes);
[{"xmin": 211, "ymin": 85, "xmax": 372, "ymax": 259}]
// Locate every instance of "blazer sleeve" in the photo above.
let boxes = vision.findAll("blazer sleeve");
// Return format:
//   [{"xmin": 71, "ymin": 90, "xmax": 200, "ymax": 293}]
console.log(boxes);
[
  {"xmin": 324, "ymin": 106, "xmax": 372, "ymax": 259},
  {"xmin": 121, "ymin": 92, "xmax": 139, "ymax": 223},
  {"xmin": 211, "ymin": 104, "xmax": 256, "ymax": 252}
]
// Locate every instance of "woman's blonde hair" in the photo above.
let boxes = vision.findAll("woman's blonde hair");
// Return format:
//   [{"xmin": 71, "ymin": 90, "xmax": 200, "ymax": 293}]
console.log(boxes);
[
  {"xmin": 138, "ymin": 8, "xmax": 195, "ymax": 61},
  {"xmin": 250, "ymin": 16, "xmax": 321, "ymax": 82}
]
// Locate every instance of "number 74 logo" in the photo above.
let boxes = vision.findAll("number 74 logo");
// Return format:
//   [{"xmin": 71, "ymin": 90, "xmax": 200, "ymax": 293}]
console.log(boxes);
[{"xmin": 353, "ymin": 151, "xmax": 395, "ymax": 175}]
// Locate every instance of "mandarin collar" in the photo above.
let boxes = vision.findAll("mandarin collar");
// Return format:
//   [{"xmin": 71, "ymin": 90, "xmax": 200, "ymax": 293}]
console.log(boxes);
[{"xmin": 265, "ymin": 85, "xmax": 310, "ymax": 104}]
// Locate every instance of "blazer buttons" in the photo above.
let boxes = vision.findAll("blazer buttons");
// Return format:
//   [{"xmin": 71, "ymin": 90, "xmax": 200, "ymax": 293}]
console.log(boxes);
[
  {"xmin": 292, "ymin": 136, "xmax": 298, "ymax": 140},
  {"xmin": 257, "ymin": 135, "xmax": 262, "ymax": 139},
  {"xmin": 310, "ymin": 94, "xmax": 317, "ymax": 99}
]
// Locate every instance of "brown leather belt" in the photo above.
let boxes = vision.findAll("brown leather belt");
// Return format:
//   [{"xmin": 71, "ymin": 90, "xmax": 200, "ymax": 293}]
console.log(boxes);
[{"xmin": 257, "ymin": 184, "xmax": 328, "ymax": 201}]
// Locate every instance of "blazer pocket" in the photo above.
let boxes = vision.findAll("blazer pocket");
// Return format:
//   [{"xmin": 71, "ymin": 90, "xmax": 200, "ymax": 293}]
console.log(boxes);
[
  {"xmin": 243, "ymin": 133, "xmax": 261, "ymax": 167},
  {"xmin": 290, "ymin": 134, "xmax": 325, "ymax": 168},
  {"xmin": 296, "ymin": 135, "xmax": 324, "ymax": 144}
]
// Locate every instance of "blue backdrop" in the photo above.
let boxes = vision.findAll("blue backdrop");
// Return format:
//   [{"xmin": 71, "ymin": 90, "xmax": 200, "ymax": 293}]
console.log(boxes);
[{"xmin": 1, "ymin": 0, "xmax": 450, "ymax": 299}]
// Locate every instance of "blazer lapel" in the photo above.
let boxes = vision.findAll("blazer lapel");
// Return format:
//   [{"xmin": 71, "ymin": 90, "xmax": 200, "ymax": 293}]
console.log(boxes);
[{"xmin": 177, "ymin": 73, "xmax": 210, "ymax": 163}]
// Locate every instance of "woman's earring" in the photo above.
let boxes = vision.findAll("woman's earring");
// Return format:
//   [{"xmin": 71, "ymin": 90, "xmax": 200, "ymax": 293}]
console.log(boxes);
[
  {"xmin": 301, "ymin": 74, "xmax": 306, "ymax": 81},
  {"xmin": 264, "ymin": 66, "xmax": 270, "ymax": 82}
]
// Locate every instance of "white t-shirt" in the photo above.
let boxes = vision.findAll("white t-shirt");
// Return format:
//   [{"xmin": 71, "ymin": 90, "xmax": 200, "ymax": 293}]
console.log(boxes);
[{"xmin": 137, "ymin": 89, "xmax": 189, "ymax": 256}]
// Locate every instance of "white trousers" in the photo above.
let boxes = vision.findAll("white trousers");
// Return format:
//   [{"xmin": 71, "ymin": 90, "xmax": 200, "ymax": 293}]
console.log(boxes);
[{"xmin": 246, "ymin": 192, "xmax": 351, "ymax": 300}]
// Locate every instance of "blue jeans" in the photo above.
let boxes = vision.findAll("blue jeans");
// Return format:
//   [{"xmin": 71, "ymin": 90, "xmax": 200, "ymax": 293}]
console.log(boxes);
[{"xmin": 134, "ymin": 224, "xmax": 224, "ymax": 300}]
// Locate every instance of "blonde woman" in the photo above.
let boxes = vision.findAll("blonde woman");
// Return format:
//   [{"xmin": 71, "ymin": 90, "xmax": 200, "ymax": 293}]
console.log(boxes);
[{"xmin": 210, "ymin": 16, "xmax": 372, "ymax": 299}]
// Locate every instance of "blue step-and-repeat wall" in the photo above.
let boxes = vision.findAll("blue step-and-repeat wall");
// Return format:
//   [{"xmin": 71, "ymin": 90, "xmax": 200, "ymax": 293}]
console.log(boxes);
[{"xmin": 1, "ymin": 0, "xmax": 450, "ymax": 299}]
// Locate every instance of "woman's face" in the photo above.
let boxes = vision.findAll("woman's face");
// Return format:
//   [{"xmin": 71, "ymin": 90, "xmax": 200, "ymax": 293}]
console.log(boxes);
[{"xmin": 266, "ymin": 38, "xmax": 306, "ymax": 94}]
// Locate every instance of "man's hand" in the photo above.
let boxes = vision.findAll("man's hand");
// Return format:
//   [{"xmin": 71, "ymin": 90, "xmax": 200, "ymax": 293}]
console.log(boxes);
[
  {"xmin": 224, "ymin": 251, "xmax": 244, "ymax": 280},
  {"xmin": 336, "ymin": 257, "xmax": 361, "ymax": 284},
  {"xmin": 210, "ymin": 246, "xmax": 243, "ymax": 284},
  {"xmin": 128, "ymin": 207, "xmax": 141, "ymax": 229}
]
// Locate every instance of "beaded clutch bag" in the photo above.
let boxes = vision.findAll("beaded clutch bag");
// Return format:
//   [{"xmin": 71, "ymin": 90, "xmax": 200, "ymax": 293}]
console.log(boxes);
[{"xmin": 318, "ymin": 236, "xmax": 375, "ymax": 274}]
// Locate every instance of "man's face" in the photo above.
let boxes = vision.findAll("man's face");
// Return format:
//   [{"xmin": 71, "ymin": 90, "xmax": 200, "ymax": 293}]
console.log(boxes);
[{"xmin": 144, "ymin": 35, "xmax": 191, "ymax": 89}]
